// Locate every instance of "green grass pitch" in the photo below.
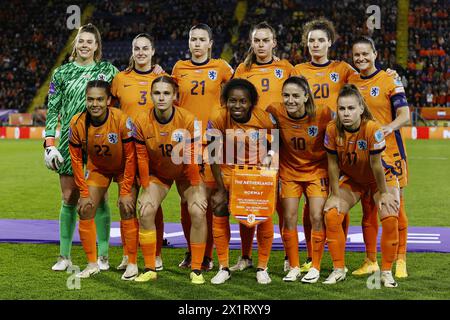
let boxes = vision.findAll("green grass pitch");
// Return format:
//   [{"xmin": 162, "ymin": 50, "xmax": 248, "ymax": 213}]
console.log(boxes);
[{"xmin": 0, "ymin": 139, "xmax": 449, "ymax": 299}]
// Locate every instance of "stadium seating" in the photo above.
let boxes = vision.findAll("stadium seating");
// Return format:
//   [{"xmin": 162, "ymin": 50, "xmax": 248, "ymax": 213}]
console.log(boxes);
[
  {"xmin": 0, "ymin": 0, "xmax": 89, "ymax": 113},
  {"xmin": 0, "ymin": 0, "xmax": 448, "ymax": 116}
]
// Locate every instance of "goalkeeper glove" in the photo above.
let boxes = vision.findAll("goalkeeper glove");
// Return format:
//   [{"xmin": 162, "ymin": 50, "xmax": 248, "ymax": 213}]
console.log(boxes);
[{"xmin": 44, "ymin": 146, "xmax": 64, "ymax": 171}]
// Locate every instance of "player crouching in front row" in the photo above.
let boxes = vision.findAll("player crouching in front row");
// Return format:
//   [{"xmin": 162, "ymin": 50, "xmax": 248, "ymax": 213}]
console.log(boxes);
[
  {"xmin": 207, "ymin": 78, "xmax": 277, "ymax": 285},
  {"xmin": 133, "ymin": 76, "xmax": 208, "ymax": 284},
  {"xmin": 323, "ymin": 84, "xmax": 400, "ymax": 288},
  {"xmin": 69, "ymin": 80, "xmax": 138, "ymax": 279}
]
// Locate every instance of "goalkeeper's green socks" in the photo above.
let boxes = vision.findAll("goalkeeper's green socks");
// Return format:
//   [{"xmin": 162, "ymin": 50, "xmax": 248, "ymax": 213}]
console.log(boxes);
[
  {"xmin": 95, "ymin": 201, "xmax": 111, "ymax": 257},
  {"xmin": 59, "ymin": 202, "xmax": 77, "ymax": 258}
]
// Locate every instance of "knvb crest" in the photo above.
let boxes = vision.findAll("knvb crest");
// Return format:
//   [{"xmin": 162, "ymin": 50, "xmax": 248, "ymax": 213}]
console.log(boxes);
[
  {"xmin": 208, "ymin": 70, "xmax": 218, "ymax": 80},
  {"xmin": 308, "ymin": 126, "xmax": 319, "ymax": 137},
  {"xmin": 330, "ymin": 72, "xmax": 340, "ymax": 83},
  {"xmin": 274, "ymin": 69, "xmax": 283, "ymax": 79},
  {"xmin": 370, "ymin": 86, "xmax": 380, "ymax": 97},
  {"xmin": 357, "ymin": 139, "xmax": 368, "ymax": 150},
  {"xmin": 249, "ymin": 130, "xmax": 259, "ymax": 142},
  {"xmin": 374, "ymin": 130, "xmax": 384, "ymax": 142},
  {"xmin": 97, "ymin": 73, "xmax": 107, "ymax": 81},
  {"xmin": 172, "ymin": 130, "xmax": 184, "ymax": 143},
  {"xmin": 108, "ymin": 133, "xmax": 118, "ymax": 144}
]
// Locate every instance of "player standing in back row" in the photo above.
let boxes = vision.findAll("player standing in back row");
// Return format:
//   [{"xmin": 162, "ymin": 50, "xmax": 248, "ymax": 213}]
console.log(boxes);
[
  {"xmin": 172, "ymin": 24, "xmax": 234, "ymax": 271},
  {"xmin": 348, "ymin": 37, "xmax": 410, "ymax": 278},
  {"xmin": 44, "ymin": 24, "xmax": 118, "ymax": 272},
  {"xmin": 111, "ymin": 33, "xmax": 166, "ymax": 272},
  {"xmin": 232, "ymin": 21, "xmax": 294, "ymax": 273}
]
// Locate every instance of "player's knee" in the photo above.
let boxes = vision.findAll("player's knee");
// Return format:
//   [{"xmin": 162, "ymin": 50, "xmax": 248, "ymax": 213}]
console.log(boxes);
[
  {"xmin": 140, "ymin": 205, "xmax": 158, "ymax": 222},
  {"xmin": 119, "ymin": 210, "xmax": 135, "ymax": 221},
  {"xmin": 213, "ymin": 202, "xmax": 229, "ymax": 217},
  {"xmin": 79, "ymin": 207, "xmax": 95, "ymax": 220},
  {"xmin": 283, "ymin": 212, "xmax": 297, "ymax": 229},
  {"xmin": 189, "ymin": 207, "xmax": 206, "ymax": 227},
  {"xmin": 362, "ymin": 215, "xmax": 378, "ymax": 228},
  {"xmin": 379, "ymin": 210, "xmax": 398, "ymax": 221},
  {"xmin": 139, "ymin": 215, "xmax": 155, "ymax": 230},
  {"xmin": 62, "ymin": 188, "xmax": 79, "ymax": 206}
]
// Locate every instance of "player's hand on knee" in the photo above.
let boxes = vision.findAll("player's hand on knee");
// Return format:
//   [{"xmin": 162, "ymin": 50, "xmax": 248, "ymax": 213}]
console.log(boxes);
[
  {"xmin": 324, "ymin": 195, "xmax": 340, "ymax": 212},
  {"xmin": 44, "ymin": 146, "xmax": 64, "ymax": 171},
  {"xmin": 378, "ymin": 192, "xmax": 399, "ymax": 214},
  {"xmin": 78, "ymin": 197, "xmax": 94, "ymax": 216},
  {"xmin": 211, "ymin": 188, "xmax": 228, "ymax": 212},
  {"xmin": 118, "ymin": 194, "xmax": 135, "ymax": 216},
  {"xmin": 137, "ymin": 192, "xmax": 155, "ymax": 217},
  {"xmin": 186, "ymin": 185, "xmax": 208, "ymax": 212}
]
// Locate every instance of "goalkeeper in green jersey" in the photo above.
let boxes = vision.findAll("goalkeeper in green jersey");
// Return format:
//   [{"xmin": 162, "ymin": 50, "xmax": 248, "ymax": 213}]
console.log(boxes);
[{"xmin": 44, "ymin": 23, "xmax": 118, "ymax": 271}]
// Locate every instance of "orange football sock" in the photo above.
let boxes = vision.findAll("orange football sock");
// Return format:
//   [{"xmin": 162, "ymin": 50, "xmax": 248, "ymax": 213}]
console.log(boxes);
[
  {"xmin": 139, "ymin": 229, "xmax": 156, "ymax": 270},
  {"xmin": 361, "ymin": 195, "xmax": 379, "ymax": 262},
  {"xmin": 121, "ymin": 218, "xmax": 139, "ymax": 264},
  {"xmin": 190, "ymin": 242, "xmax": 206, "ymax": 270},
  {"xmin": 311, "ymin": 230, "xmax": 325, "ymax": 270},
  {"xmin": 325, "ymin": 208, "xmax": 346, "ymax": 269},
  {"xmin": 397, "ymin": 195, "xmax": 408, "ymax": 257},
  {"xmin": 155, "ymin": 206, "xmax": 164, "ymax": 257},
  {"xmin": 205, "ymin": 205, "xmax": 214, "ymax": 258},
  {"xmin": 120, "ymin": 220, "xmax": 128, "ymax": 256},
  {"xmin": 212, "ymin": 215, "xmax": 230, "ymax": 267},
  {"xmin": 281, "ymin": 228, "xmax": 299, "ymax": 268},
  {"xmin": 240, "ymin": 223, "xmax": 255, "ymax": 258},
  {"xmin": 381, "ymin": 216, "xmax": 399, "ymax": 271},
  {"xmin": 276, "ymin": 200, "xmax": 284, "ymax": 238},
  {"xmin": 302, "ymin": 202, "xmax": 312, "ymax": 259},
  {"xmin": 79, "ymin": 218, "xmax": 97, "ymax": 263},
  {"xmin": 342, "ymin": 212, "xmax": 350, "ymax": 239},
  {"xmin": 256, "ymin": 218, "xmax": 274, "ymax": 269},
  {"xmin": 180, "ymin": 202, "xmax": 191, "ymax": 253}
]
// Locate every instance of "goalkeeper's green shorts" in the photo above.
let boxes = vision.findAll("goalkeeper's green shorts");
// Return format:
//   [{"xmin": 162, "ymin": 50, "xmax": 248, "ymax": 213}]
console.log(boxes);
[{"xmin": 56, "ymin": 130, "xmax": 74, "ymax": 176}]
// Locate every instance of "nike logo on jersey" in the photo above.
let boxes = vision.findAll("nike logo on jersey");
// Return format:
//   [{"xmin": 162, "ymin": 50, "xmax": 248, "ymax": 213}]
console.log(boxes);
[
  {"xmin": 246, "ymin": 74, "xmax": 257, "ymax": 79},
  {"xmin": 180, "ymin": 74, "xmax": 188, "ymax": 78},
  {"xmin": 124, "ymin": 84, "xmax": 132, "ymax": 88}
]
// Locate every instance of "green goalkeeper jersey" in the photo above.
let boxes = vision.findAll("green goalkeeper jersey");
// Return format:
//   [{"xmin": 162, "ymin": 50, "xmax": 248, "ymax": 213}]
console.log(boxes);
[
  {"xmin": 45, "ymin": 60, "xmax": 118, "ymax": 175},
  {"xmin": 45, "ymin": 60, "xmax": 118, "ymax": 137}
]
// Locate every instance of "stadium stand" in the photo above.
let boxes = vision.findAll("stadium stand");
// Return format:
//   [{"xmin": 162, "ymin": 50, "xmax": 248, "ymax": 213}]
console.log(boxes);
[
  {"xmin": 94, "ymin": 0, "xmax": 235, "ymax": 71},
  {"xmin": 0, "ymin": 0, "xmax": 88, "ymax": 114},
  {"xmin": 406, "ymin": 0, "xmax": 449, "ymax": 110},
  {"xmin": 0, "ymin": 0, "xmax": 448, "ymax": 123}
]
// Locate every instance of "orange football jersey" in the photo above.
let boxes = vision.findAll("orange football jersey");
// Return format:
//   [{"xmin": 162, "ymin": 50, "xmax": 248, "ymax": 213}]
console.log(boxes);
[
  {"xmin": 133, "ymin": 107, "xmax": 201, "ymax": 187},
  {"xmin": 233, "ymin": 59, "xmax": 294, "ymax": 110},
  {"xmin": 111, "ymin": 68, "xmax": 168, "ymax": 120},
  {"xmin": 348, "ymin": 70, "xmax": 408, "ymax": 161},
  {"xmin": 293, "ymin": 60, "xmax": 356, "ymax": 112},
  {"xmin": 69, "ymin": 107, "xmax": 136, "ymax": 196},
  {"xmin": 172, "ymin": 58, "xmax": 233, "ymax": 132},
  {"xmin": 266, "ymin": 103, "xmax": 332, "ymax": 181},
  {"xmin": 207, "ymin": 107, "xmax": 277, "ymax": 178},
  {"xmin": 324, "ymin": 120, "xmax": 389, "ymax": 185}
]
